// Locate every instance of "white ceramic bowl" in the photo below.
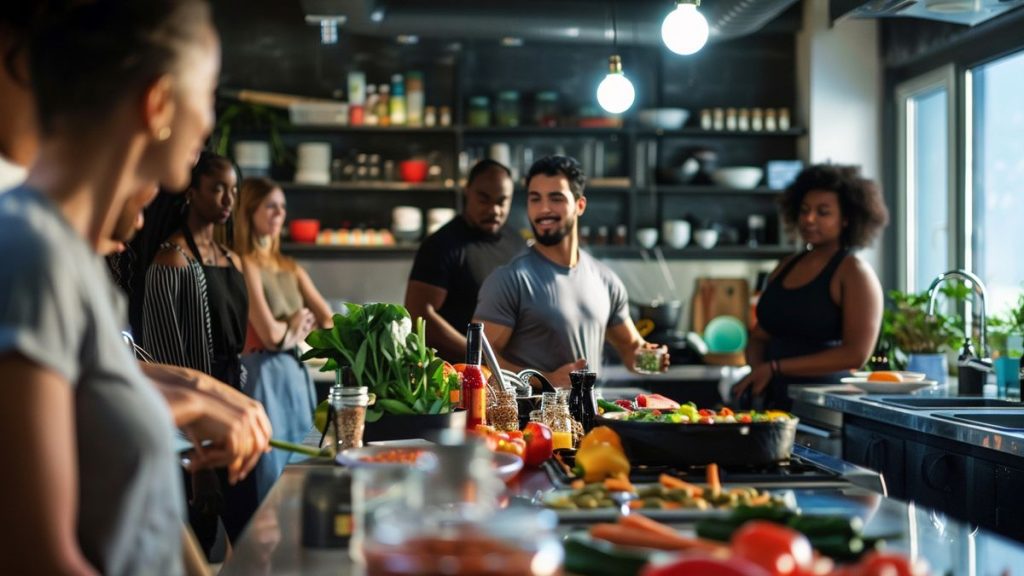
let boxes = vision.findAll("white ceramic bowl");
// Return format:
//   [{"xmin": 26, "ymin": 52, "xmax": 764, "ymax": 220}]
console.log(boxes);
[
  {"xmin": 711, "ymin": 166, "xmax": 764, "ymax": 189},
  {"xmin": 636, "ymin": 228, "xmax": 658, "ymax": 249},
  {"xmin": 662, "ymin": 220, "xmax": 691, "ymax": 249},
  {"xmin": 693, "ymin": 228, "xmax": 719, "ymax": 249},
  {"xmin": 637, "ymin": 108, "xmax": 690, "ymax": 130}
]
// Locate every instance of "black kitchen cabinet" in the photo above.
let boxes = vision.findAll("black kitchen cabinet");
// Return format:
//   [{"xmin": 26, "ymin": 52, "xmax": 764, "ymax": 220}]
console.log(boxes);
[
  {"xmin": 904, "ymin": 439, "xmax": 971, "ymax": 520},
  {"xmin": 843, "ymin": 421, "xmax": 907, "ymax": 496}
]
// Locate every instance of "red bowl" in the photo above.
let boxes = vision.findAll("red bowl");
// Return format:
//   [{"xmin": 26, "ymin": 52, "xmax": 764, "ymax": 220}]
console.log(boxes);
[
  {"xmin": 399, "ymin": 160, "xmax": 429, "ymax": 183},
  {"xmin": 289, "ymin": 219, "xmax": 320, "ymax": 243}
]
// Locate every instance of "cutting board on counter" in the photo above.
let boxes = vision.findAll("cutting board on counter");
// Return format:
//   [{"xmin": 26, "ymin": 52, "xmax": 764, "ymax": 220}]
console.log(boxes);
[{"xmin": 691, "ymin": 278, "xmax": 749, "ymax": 333}]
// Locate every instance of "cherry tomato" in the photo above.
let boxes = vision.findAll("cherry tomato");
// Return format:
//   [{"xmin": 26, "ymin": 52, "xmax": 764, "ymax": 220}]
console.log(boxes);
[
  {"xmin": 855, "ymin": 551, "xmax": 927, "ymax": 576},
  {"xmin": 719, "ymin": 407, "xmax": 735, "ymax": 417},
  {"xmin": 699, "ymin": 409, "xmax": 716, "ymax": 417},
  {"xmin": 731, "ymin": 521, "xmax": 814, "ymax": 576},
  {"xmin": 522, "ymin": 421, "xmax": 553, "ymax": 467},
  {"xmin": 641, "ymin": 554, "xmax": 771, "ymax": 576}
]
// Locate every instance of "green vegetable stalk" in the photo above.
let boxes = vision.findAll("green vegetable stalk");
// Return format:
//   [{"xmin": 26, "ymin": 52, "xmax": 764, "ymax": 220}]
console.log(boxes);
[{"xmin": 301, "ymin": 303, "xmax": 460, "ymax": 420}]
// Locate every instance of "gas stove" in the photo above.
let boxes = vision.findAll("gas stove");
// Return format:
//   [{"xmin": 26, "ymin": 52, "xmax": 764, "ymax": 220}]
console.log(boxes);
[{"xmin": 547, "ymin": 444, "xmax": 885, "ymax": 495}]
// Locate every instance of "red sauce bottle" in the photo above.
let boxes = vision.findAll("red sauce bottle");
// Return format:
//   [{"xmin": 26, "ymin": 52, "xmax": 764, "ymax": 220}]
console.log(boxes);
[{"xmin": 461, "ymin": 323, "xmax": 487, "ymax": 429}]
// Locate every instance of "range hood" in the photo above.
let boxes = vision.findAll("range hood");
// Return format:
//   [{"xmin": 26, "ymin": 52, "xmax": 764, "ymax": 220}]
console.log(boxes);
[{"xmin": 831, "ymin": 0, "xmax": 1024, "ymax": 26}]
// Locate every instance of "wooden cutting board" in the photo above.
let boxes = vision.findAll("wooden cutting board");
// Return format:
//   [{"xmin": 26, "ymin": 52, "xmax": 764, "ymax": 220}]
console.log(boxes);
[{"xmin": 691, "ymin": 278, "xmax": 750, "ymax": 333}]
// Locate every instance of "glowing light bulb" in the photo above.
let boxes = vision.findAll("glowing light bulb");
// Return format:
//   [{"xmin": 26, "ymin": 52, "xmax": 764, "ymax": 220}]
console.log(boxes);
[
  {"xmin": 661, "ymin": 0, "xmax": 709, "ymax": 56},
  {"xmin": 596, "ymin": 55, "xmax": 635, "ymax": 114}
]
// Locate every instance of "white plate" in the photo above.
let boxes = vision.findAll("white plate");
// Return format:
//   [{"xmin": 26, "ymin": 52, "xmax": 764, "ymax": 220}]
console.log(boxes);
[
  {"xmin": 851, "ymin": 371, "xmax": 927, "ymax": 382},
  {"xmin": 840, "ymin": 377, "xmax": 938, "ymax": 394},
  {"xmin": 335, "ymin": 444, "xmax": 523, "ymax": 481}
]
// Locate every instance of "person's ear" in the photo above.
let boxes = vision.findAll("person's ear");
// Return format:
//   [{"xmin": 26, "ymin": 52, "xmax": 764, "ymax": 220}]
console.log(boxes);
[
  {"xmin": 142, "ymin": 74, "xmax": 176, "ymax": 141},
  {"xmin": 576, "ymin": 195, "xmax": 587, "ymax": 216}
]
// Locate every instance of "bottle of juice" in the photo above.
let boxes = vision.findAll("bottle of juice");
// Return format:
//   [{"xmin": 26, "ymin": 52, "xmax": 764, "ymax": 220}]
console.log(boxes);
[{"xmin": 461, "ymin": 323, "xmax": 487, "ymax": 429}]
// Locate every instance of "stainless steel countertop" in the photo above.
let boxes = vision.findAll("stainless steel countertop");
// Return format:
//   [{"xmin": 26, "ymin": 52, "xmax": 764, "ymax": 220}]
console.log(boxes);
[
  {"xmin": 794, "ymin": 385, "xmax": 1024, "ymax": 458},
  {"xmin": 221, "ymin": 460, "xmax": 1024, "ymax": 575}
]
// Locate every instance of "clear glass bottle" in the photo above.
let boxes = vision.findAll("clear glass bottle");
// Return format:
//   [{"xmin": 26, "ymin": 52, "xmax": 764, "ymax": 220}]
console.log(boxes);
[
  {"xmin": 543, "ymin": 390, "xmax": 576, "ymax": 450},
  {"xmin": 534, "ymin": 91, "xmax": 559, "ymax": 127},
  {"xmin": 376, "ymin": 84, "xmax": 390, "ymax": 127},
  {"xmin": 389, "ymin": 74, "xmax": 407, "ymax": 126},
  {"xmin": 461, "ymin": 323, "xmax": 487, "ymax": 429}
]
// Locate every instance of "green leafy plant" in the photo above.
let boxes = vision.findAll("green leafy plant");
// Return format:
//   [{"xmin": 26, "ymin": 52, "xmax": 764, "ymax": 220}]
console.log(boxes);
[
  {"xmin": 301, "ymin": 303, "xmax": 459, "ymax": 422},
  {"xmin": 882, "ymin": 287, "xmax": 963, "ymax": 355},
  {"xmin": 210, "ymin": 102, "xmax": 292, "ymax": 168},
  {"xmin": 988, "ymin": 293, "xmax": 1024, "ymax": 357}
]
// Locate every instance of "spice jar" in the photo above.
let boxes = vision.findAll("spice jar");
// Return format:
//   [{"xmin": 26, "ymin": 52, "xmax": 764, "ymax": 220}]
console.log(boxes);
[
  {"xmin": 488, "ymin": 383, "xmax": 520, "ymax": 432},
  {"xmin": 534, "ymin": 91, "xmax": 560, "ymax": 127},
  {"xmin": 468, "ymin": 96, "xmax": 491, "ymax": 127},
  {"xmin": 330, "ymin": 385, "xmax": 369, "ymax": 451},
  {"xmin": 495, "ymin": 91, "xmax": 521, "ymax": 127}
]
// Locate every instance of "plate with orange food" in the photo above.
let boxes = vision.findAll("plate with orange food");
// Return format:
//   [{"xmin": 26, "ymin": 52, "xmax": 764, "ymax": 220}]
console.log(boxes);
[{"xmin": 841, "ymin": 370, "xmax": 937, "ymax": 394}]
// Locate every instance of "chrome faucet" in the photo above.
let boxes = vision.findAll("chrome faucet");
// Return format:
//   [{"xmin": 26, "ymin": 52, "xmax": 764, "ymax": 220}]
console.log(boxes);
[{"xmin": 926, "ymin": 269, "xmax": 988, "ymax": 359}]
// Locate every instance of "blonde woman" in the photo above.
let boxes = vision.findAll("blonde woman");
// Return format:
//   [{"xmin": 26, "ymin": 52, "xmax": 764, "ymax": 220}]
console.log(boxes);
[{"xmin": 235, "ymin": 176, "xmax": 332, "ymax": 498}]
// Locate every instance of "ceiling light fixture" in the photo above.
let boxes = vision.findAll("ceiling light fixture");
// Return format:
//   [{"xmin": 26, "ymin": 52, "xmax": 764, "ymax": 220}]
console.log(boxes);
[
  {"xmin": 596, "ymin": 1, "xmax": 635, "ymax": 114},
  {"xmin": 661, "ymin": 0, "xmax": 709, "ymax": 56}
]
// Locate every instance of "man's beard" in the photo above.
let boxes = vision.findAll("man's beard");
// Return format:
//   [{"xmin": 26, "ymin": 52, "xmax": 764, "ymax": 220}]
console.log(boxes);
[{"xmin": 531, "ymin": 216, "xmax": 575, "ymax": 246}]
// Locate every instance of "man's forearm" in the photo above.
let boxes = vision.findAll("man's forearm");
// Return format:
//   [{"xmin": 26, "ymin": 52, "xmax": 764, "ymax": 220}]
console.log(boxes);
[{"xmin": 140, "ymin": 362, "xmax": 203, "ymax": 391}]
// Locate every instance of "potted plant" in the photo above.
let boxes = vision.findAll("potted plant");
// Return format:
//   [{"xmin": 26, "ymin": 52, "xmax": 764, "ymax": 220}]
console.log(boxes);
[
  {"xmin": 883, "ymin": 288, "xmax": 963, "ymax": 384},
  {"xmin": 302, "ymin": 302, "xmax": 463, "ymax": 440},
  {"xmin": 988, "ymin": 293, "xmax": 1024, "ymax": 393}
]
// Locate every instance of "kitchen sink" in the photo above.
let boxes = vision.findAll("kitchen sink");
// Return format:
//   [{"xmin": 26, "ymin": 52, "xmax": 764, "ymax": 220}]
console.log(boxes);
[
  {"xmin": 937, "ymin": 412, "xmax": 1024, "ymax": 430},
  {"xmin": 871, "ymin": 396, "xmax": 1024, "ymax": 409}
]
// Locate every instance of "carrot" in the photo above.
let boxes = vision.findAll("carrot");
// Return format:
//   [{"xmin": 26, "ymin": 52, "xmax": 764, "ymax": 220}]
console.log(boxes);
[
  {"xmin": 589, "ymin": 523, "xmax": 729, "ymax": 554},
  {"xmin": 628, "ymin": 500, "xmax": 645, "ymax": 510},
  {"xmin": 569, "ymin": 479, "xmax": 585, "ymax": 490},
  {"xmin": 618, "ymin": 513, "xmax": 679, "ymax": 538},
  {"xmin": 603, "ymin": 476, "xmax": 635, "ymax": 493},
  {"xmin": 747, "ymin": 492, "xmax": 772, "ymax": 506},
  {"xmin": 659, "ymin": 473, "xmax": 704, "ymax": 497},
  {"xmin": 706, "ymin": 463, "xmax": 721, "ymax": 497}
]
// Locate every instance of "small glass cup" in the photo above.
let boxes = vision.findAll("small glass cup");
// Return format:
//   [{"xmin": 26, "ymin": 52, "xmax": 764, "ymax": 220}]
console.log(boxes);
[{"xmin": 634, "ymin": 347, "xmax": 666, "ymax": 375}]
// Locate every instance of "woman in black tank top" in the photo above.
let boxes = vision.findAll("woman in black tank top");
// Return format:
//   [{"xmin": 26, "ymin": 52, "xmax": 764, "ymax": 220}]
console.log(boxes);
[{"xmin": 731, "ymin": 165, "xmax": 890, "ymax": 410}]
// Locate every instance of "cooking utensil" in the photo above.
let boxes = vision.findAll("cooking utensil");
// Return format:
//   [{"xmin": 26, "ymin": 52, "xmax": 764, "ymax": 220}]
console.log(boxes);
[
  {"xmin": 594, "ymin": 414, "xmax": 799, "ymax": 466},
  {"xmin": 270, "ymin": 438, "xmax": 334, "ymax": 458}
]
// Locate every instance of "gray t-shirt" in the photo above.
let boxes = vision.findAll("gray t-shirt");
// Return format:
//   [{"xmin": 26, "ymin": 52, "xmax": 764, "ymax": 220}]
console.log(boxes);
[
  {"xmin": 0, "ymin": 187, "xmax": 184, "ymax": 575},
  {"xmin": 475, "ymin": 247, "xmax": 630, "ymax": 372}
]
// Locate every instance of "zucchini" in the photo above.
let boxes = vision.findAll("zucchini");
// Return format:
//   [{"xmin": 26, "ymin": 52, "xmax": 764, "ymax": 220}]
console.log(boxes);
[
  {"xmin": 695, "ymin": 518, "xmax": 745, "ymax": 542},
  {"xmin": 788, "ymin": 515, "xmax": 863, "ymax": 538},
  {"xmin": 731, "ymin": 503, "xmax": 794, "ymax": 523},
  {"xmin": 562, "ymin": 533, "xmax": 650, "ymax": 576},
  {"xmin": 598, "ymin": 398, "xmax": 625, "ymax": 413}
]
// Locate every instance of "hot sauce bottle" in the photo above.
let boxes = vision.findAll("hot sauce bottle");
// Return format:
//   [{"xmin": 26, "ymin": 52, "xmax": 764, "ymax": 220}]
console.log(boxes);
[{"xmin": 461, "ymin": 323, "xmax": 487, "ymax": 429}]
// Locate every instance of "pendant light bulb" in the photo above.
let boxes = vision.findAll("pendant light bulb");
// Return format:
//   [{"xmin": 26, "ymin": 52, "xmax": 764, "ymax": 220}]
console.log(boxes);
[
  {"xmin": 661, "ymin": 0, "xmax": 709, "ymax": 56},
  {"xmin": 596, "ymin": 55, "xmax": 635, "ymax": 114}
]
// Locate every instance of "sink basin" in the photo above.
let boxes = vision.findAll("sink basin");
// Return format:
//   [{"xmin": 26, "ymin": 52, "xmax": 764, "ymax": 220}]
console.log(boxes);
[
  {"xmin": 872, "ymin": 396, "xmax": 1024, "ymax": 409},
  {"xmin": 938, "ymin": 412, "xmax": 1024, "ymax": 430}
]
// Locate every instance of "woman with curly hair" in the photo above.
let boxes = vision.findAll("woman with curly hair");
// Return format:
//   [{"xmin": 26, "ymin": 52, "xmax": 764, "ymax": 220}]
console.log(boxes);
[{"xmin": 731, "ymin": 164, "xmax": 889, "ymax": 409}]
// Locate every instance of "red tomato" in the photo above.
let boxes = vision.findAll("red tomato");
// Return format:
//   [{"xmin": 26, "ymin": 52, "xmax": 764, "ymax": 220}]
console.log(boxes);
[
  {"xmin": 699, "ymin": 409, "xmax": 716, "ymax": 417},
  {"xmin": 855, "ymin": 551, "xmax": 927, "ymax": 576},
  {"xmin": 731, "ymin": 521, "xmax": 814, "ymax": 576},
  {"xmin": 641, "ymin": 554, "xmax": 771, "ymax": 576},
  {"xmin": 522, "ymin": 422, "xmax": 553, "ymax": 467},
  {"xmin": 719, "ymin": 407, "xmax": 735, "ymax": 417}
]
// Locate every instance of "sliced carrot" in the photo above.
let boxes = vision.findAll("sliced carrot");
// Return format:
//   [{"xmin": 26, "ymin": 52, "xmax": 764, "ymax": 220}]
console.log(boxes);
[
  {"xmin": 569, "ymin": 479, "xmax": 585, "ymax": 490},
  {"xmin": 603, "ymin": 476, "xmax": 635, "ymax": 493},
  {"xmin": 659, "ymin": 473, "xmax": 704, "ymax": 497},
  {"xmin": 589, "ymin": 523, "xmax": 728, "ymax": 554},
  {"xmin": 706, "ymin": 463, "xmax": 721, "ymax": 497},
  {"xmin": 618, "ymin": 513, "xmax": 680, "ymax": 537},
  {"xmin": 628, "ymin": 500, "xmax": 645, "ymax": 510}
]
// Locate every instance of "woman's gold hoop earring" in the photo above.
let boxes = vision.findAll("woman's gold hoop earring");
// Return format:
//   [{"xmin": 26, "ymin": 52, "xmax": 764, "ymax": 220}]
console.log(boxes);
[{"xmin": 157, "ymin": 126, "xmax": 172, "ymax": 141}]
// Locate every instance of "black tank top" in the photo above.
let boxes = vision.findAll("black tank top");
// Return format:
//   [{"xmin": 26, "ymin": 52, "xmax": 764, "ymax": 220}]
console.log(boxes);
[
  {"xmin": 183, "ymin": 227, "xmax": 248, "ymax": 387},
  {"xmin": 755, "ymin": 249, "xmax": 849, "ymax": 408}
]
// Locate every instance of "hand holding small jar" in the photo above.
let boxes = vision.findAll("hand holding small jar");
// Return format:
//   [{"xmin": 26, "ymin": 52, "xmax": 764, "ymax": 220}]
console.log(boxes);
[{"xmin": 632, "ymin": 342, "xmax": 670, "ymax": 374}]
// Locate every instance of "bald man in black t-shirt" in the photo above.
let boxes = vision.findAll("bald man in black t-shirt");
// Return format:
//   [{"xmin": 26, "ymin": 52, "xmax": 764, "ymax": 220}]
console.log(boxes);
[{"xmin": 405, "ymin": 160, "xmax": 525, "ymax": 361}]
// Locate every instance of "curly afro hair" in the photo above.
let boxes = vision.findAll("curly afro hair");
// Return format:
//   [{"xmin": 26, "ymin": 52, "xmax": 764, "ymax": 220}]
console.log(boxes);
[{"xmin": 779, "ymin": 164, "xmax": 889, "ymax": 249}]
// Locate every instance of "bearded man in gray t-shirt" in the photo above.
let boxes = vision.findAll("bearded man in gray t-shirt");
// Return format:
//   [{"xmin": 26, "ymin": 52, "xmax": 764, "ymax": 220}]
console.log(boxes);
[{"xmin": 474, "ymin": 156, "xmax": 669, "ymax": 388}]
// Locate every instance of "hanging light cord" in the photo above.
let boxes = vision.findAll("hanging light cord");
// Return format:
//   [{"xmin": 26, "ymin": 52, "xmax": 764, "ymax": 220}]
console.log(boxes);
[{"xmin": 610, "ymin": 0, "xmax": 618, "ymax": 52}]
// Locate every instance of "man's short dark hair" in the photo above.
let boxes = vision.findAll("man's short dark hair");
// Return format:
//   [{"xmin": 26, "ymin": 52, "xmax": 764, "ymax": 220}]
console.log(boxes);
[
  {"xmin": 466, "ymin": 159, "xmax": 512, "ymax": 187},
  {"xmin": 525, "ymin": 155, "xmax": 586, "ymax": 199}
]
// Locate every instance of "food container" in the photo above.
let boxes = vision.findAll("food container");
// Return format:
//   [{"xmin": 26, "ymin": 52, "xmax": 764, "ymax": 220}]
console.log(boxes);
[
  {"xmin": 595, "ymin": 413, "xmax": 799, "ymax": 466},
  {"xmin": 634, "ymin": 347, "xmax": 666, "ymax": 374},
  {"xmin": 234, "ymin": 140, "xmax": 271, "ymax": 177},
  {"xmin": 399, "ymin": 159, "xmax": 429, "ymax": 183},
  {"xmin": 295, "ymin": 142, "xmax": 332, "ymax": 185},
  {"xmin": 693, "ymin": 228, "xmax": 719, "ymax": 249},
  {"xmin": 289, "ymin": 219, "xmax": 321, "ymax": 244},
  {"xmin": 468, "ymin": 96, "xmax": 491, "ymax": 127},
  {"xmin": 289, "ymin": 102, "xmax": 349, "ymax": 126}
]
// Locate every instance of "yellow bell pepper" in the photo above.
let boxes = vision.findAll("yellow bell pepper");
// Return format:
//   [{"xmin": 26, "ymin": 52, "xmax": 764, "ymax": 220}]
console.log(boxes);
[{"xmin": 575, "ymin": 442, "xmax": 630, "ymax": 483}]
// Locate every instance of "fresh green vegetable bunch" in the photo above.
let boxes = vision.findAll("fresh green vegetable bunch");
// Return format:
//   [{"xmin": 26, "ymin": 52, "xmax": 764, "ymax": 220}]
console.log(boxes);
[
  {"xmin": 301, "ymin": 303, "xmax": 460, "ymax": 421},
  {"xmin": 882, "ymin": 287, "xmax": 963, "ymax": 354}
]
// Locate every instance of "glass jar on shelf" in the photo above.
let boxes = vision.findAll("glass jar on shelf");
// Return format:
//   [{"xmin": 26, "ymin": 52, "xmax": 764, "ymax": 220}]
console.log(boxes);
[
  {"xmin": 534, "ymin": 91, "xmax": 559, "ymax": 127},
  {"xmin": 468, "ymin": 96, "xmax": 491, "ymax": 127},
  {"xmin": 495, "ymin": 91, "xmax": 521, "ymax": 127}
]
